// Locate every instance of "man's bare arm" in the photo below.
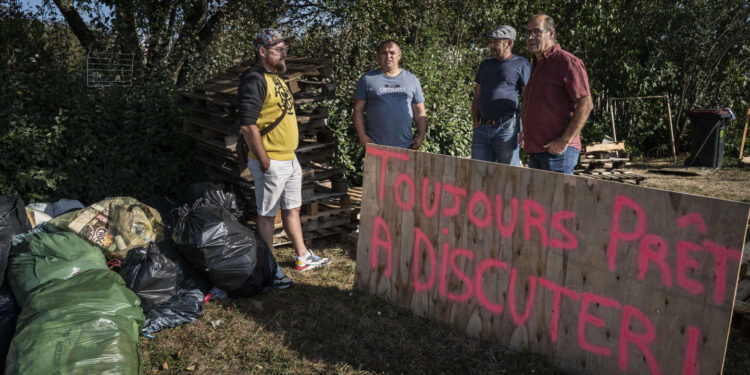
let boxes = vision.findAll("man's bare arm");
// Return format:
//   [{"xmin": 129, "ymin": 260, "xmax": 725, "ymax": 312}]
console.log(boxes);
[
  {"xmin": 411, "ymin": 102, "xmax": 427, "ymax": 149},
  {"xmin": 353, "ymin": 99, "xmax": 371, "ymax": 148},
  {"xmin": 543, "ymin": 95, "xmax": 594, "ymax": 155},
  {"xmin": 240, "ymin": 124, "xmax": 270, "ymax": 171}
]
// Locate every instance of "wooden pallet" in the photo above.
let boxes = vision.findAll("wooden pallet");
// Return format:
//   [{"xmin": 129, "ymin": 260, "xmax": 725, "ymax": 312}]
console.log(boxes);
[
  {"xmin": 574, "ymin": 169, "xmax": 645, "ymax": 185},
  {"xmin": 579, "ymin": 141, "xmax": 630, "ymax": 170},
  {"xmin": 182, "ymin": 57, "xmax": 357, "ymax": 246},
  {"xmin": 246, "ymin": 197, "xmax": 359, "ymax": 246},
  {"xmin": 181, "ymin": 57, "xmax": 333, "ymax": 104},
  {"xmin": 578, "ymin": 159, "xmax": 630, "ymax": 169}
]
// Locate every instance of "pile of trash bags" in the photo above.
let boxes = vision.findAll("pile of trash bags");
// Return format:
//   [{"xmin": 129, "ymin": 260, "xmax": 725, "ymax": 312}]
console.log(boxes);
[{"xmin": 0, "ymin": 183, "xmax": 280, "ymax": 373}]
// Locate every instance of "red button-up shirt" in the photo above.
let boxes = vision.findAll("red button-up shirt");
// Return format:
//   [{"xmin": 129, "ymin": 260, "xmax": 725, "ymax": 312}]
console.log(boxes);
[{"xmin": 521, "ymin": 44, "xmax": 590, "ymax": 153}]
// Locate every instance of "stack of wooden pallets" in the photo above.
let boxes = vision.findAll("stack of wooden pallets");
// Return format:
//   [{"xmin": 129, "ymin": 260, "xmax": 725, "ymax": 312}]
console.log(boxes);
[
  {"xmin": 578, "ymin": 141, "xmax": 630, "ymax": 169},
  {"xmin": 575, "ymin": 141, "xmax": 645, "ymax": 185},
  {"xmin": 179, "ymin": 57, "xmax": 359, "ymax": 246}
]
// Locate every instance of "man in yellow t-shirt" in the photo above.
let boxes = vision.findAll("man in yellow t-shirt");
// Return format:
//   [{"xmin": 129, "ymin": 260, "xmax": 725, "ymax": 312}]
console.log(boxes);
[{"xmin": 238, "ymin": 28, "xmax": 329, "ymax": 286}]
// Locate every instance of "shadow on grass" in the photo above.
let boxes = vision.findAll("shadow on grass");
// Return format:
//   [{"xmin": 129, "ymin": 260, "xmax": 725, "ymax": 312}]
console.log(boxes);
[{"xmin": 221, "ymin": 282, "xmax": 563, "ymax": 374}]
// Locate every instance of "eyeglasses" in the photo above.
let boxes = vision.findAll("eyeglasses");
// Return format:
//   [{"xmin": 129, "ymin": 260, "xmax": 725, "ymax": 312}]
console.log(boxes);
[
  {"xmin": 266, "ymin": 46, "xmax": 288, "ymax": 54},
  {"xmin": 524, "ymin": 28, "xmax": 549, "ymax": 38}
]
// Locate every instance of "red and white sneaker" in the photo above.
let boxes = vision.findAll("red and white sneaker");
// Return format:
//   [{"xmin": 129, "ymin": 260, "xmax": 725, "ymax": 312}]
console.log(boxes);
[{"xmin": 294, "ymin": 249, "xmax": 330, "ymax": 271}]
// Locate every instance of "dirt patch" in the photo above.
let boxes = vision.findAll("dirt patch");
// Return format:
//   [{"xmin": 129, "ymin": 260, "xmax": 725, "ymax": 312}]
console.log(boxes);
[{"xmin": 623, "ymin": 164, "xmax": 750, "ymax": 203}]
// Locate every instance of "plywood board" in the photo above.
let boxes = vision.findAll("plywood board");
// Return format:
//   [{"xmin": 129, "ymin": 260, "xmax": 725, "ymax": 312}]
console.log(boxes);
[{"xmin": 355, "ymin": 145, "xmax": 750, "ymax": 375}]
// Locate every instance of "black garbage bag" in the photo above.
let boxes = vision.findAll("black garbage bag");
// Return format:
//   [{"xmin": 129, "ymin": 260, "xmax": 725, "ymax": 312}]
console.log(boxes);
[
  {"xmin": 187, "ymin": 182, "xmax": 243, "ymax": 217},
  {"xmin": 171, "ymin": 201, "xmax": 275, "ymax": 296},
  {"xmin": 153, "ymin": 239, "xmax": 210, "ymax": 293},
  {"xmin": 0, "ymin": 196, "xmax": 32, "ymax": 287},
  {"xmin": 0, "ymin": 285, "xmax": 20, "ymax": 371},
  {"xmin": 120, "ymin": 243, "xmax": 178, "ymax": 311},
  {"xmin": 141, "ymin": 195, "xmax": 180, "ymax": 230},
  {"xmin": 143, "ymin": 289, "xmax": 205, "ymax": 334}
]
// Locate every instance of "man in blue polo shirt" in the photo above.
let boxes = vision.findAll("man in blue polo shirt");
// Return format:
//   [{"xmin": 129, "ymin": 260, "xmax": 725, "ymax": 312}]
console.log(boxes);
[
  {"xmin": 471, "ymin": 25, "xmax": 530, "ymax": 166},
  {"xmin": 353, "ymin": 40, "xmax": 427, "ymax": 149}
]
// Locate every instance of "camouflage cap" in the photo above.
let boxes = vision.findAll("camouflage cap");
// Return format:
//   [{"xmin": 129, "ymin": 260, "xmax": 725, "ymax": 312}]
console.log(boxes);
[{"xmin": 253, "ymin": 28, "xmax": 294, "ymax": 50}]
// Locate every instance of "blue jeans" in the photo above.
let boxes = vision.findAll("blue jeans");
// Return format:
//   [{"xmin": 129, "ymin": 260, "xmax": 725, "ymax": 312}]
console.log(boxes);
[
  {"xmin": 528, "ymin": 147, "xmax": 580, "ymax": 174},
  {"xmin": 471, "ymin": 116, "xmax": 521, "ymax": 166}
]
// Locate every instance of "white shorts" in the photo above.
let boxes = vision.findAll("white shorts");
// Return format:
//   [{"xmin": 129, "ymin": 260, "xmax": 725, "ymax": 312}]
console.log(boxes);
[{"xmin": 247, "ymin": 157, "xmax": 302, "ymax": 217}]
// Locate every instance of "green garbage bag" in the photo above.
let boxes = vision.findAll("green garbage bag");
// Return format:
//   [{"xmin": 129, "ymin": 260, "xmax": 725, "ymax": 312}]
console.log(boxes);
[
  {"xmin": 7, "ymin": 227, "xmax": 107, "ymax": 306},
  {"xmin": 5, "ymin": 269, "xmax": 144, "ymax": 375}
]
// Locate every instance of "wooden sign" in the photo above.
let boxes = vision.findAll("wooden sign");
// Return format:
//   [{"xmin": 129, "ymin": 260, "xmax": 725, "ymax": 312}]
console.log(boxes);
[{"xmin": 355, "ymin": 145, "xmax": 749, "ymax": 375}]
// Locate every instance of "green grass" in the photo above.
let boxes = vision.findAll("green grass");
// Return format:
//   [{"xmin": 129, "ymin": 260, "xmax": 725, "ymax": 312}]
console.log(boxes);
[
  {"xmin": 140, "ymin": 239, "xmax": 563, "ymax": 374},
  {"xmin": 139, "ymin": 237, "xmax": 750, "ymax": 374}
]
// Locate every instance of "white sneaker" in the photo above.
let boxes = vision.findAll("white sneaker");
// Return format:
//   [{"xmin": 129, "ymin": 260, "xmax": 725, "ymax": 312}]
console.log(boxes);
[{"xmin": 294, "ymin": 249, "xmax": 330, "ymax": 271}]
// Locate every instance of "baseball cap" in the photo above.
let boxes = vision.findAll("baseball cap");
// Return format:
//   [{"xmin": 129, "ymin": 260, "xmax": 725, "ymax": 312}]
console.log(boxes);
[
  {"xmin": 253, "ymin": 28, "xmax": 294, "ymax": 50},
  {"xmin": 487, "ymin": 25, "xmax": 517, "ymax": 40}
]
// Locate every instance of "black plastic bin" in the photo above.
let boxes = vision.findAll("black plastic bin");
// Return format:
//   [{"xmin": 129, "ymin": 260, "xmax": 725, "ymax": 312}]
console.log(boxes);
[{"xmin": 685, "ymin": 109, "xmax": 733, "ymax": 168}]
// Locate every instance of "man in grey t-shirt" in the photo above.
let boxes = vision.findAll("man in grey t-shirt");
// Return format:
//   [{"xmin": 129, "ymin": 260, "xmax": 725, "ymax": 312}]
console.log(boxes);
[{"xmin": 353, "ymin": 40, "xmax": 427, "ymax": 149}]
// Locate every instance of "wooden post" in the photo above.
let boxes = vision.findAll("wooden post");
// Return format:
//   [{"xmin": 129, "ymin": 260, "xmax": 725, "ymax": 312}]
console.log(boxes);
[
  {"xmin": 665, "ymin": 95, "xmax": 677, "ymax": 163},
  {"xmin": 739, "ymin": 105, "xmax": 750, "ymax": 162},
  {"xmin": 608, "ymin": 98, "xmax": 617, "ymax": 142}
]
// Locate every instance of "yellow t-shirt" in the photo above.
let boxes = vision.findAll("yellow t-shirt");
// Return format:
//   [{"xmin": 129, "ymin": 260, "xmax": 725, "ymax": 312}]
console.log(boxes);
[{"xmin": 237, "ymin": 66, "xmax": 298, "ymax": 160}]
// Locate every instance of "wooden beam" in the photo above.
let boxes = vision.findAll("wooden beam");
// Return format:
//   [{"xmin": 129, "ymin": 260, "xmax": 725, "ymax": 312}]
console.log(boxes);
[
  {"xmin": 666, "ymin": 95, "xmax": 677, "ymax": 163},
  {"xmin": 584, "ymin": 142, "xmax": 625, "ymax": 153},
  {"xmin": 608, "ymin": 98, "xmax": 617, "ymax": 142},
  {"xmin": 739, "ymin": 106, "xmax": 750, "ymax": 162},
  {"xmin": 610, "ymin": 95, "xmax": 668, "ymax": 101}
]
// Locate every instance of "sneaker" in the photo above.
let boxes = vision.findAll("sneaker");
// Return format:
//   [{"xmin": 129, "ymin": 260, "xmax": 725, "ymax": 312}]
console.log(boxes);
[
  {"xmin": 294, "ymin": 249, "xmax": 330, "ymax": 271},
  {"xmin": 272, "ymin": 265, "xmax": 293, "ymax": 289},
  {"xmin": 272, "ymin": 273, "xmax": 293, "ymax": 289}
]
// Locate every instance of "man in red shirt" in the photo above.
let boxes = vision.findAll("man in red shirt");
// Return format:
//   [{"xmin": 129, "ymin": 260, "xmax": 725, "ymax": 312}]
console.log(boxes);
[{"xmin": 521, "ymin": 14, "xmax": 594, "ymax": 174}]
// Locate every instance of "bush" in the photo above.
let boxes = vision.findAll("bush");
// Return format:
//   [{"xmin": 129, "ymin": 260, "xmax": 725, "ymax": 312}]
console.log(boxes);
[{"xmin": 0, "ymin": 10, "xmax": 198, "ymax": 202}]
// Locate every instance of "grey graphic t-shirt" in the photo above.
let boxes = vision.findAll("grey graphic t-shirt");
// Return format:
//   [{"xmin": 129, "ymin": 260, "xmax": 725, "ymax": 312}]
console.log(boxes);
[{"xmin": 354, "ymin": 69, "xmax": 425, "ymax": 148}]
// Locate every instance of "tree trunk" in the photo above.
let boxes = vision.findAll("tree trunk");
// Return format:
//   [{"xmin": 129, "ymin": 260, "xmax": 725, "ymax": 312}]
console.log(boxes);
[{"xmin": 113, "ymin": 0, "xmax": 142, "ymax": 67}]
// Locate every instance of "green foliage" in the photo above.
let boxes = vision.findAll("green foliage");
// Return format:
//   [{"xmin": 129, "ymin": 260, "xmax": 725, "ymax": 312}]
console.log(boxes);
[
  {"xmin": 0, "ymin": 6, "xmax": 198, "ymax": 202},
  {"xmin": 292, "ymin": 0, "xmax": 749, "ymax": 177},
  {"xmin": 1, "ymin": 0, "xmax": 748, "ymax": 199}
]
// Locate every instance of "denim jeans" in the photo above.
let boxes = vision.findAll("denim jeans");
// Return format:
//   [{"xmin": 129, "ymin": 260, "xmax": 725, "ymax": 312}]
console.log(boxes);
[
  {"xmin": 471, "ymin": 115, "xmax": 521, "ymax": 166},
  {"xmin": 528, "ymin": 146, "xmax": 581, "ymax": 175}
]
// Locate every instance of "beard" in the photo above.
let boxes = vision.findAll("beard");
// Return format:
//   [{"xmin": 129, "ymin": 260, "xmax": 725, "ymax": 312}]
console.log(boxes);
[
  {"xmin": 275, "ymin": 60, "xmax": 287, "ymax": 73},
  {"xmin": 263, "ymin": 54, "xmax": 287, "ymax": 73}
]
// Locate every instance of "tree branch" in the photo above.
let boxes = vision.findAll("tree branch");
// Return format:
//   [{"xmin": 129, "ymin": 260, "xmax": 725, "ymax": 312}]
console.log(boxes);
[
  {"xmin": 52, "ymin": 0, "xmax": 97, "ymax": 49},
  {"xmin": 174, "ymin": 6, "xmax": 226, "ymax": 87}
]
